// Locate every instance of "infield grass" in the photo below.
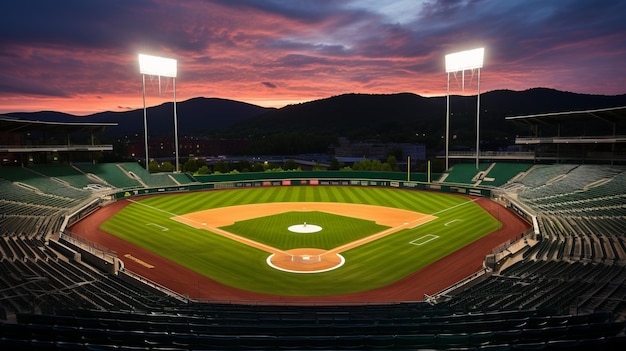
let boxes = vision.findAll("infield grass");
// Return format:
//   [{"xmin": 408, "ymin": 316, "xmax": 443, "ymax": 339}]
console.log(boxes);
[
  {"xmin": 222, "ymin": 211, "xmax": 387, "ymax": 250},
  {"xmin": 100, "ymin": 186, "xmax": 501, "ymax": 296}
]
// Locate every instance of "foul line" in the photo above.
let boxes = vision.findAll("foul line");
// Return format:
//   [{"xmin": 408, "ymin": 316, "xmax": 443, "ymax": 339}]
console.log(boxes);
[
  {"xmin": 127, "ymin": 198, "xmax": 204, "ymax": 227},
  {"xmin": 430, "ymin": 197, "xmax": 480, "ymax": 216},
  {"xmin": 327, "ymin": 215, "xmax": 437, "ymax": 255}
]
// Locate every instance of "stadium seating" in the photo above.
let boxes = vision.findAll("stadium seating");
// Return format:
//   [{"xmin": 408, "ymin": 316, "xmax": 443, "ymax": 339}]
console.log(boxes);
[
  {"xmin": 72, "ymin": 163, "xmax": 144, "ymax": 189},
  {"xmin": 440, "ymin": 162, "xmax": 492, "ymax": 184},
  {"xmin": 1, "ymin": 163, "xmax": 626, "ymax": 349},
  {"xmin": 440, "ymin": 162, "xmax": 532, "ymax": 187},
  {"xmin": 27, "ymin": 164, "xmax": 96, "ymax": 189},
  {"xmin": 170, "ymin": 172, "xmax": 199, "ymax": 185},
  {"xmin": 118, "ymin": 162, "xmax": 178, "ymax": 188}
]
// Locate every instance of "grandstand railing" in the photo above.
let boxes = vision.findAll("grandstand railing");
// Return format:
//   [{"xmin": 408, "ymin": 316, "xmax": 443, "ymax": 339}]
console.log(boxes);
[
  {"xmin": 118, "ymin": 268, "xmax": 191, "ymax": 303},
  {"xmin": 445, "ymin": 151, "xmax": 536, "ymax": 159},
  {"xmin": 59, "ymin": 230, "xmax": 116, "ymax": 264},
  {"xmin": 427, "ymin": 268, "xmax": 490, "ymax": 304},
  {"xmin": 516, "ymin": 135, "xmax": 626, "ymax": 144}
]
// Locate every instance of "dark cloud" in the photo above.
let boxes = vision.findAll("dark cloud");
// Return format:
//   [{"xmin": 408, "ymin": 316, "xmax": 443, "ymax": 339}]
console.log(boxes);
[
  {"xmin": 211, "ymin": 0, "xmax": 348, "ymax": 23},
  {"xmin": 0, "ymin": 0, "xmax": 214, "ymax": 53},
  {"xmin": 0, "ymin": 73, "xmax": 68, "ymax": 97},
  {"xmin": 1, "ymin": 1, "xmax": 144, "ymax": 48},
  {"xmin": 261, "ymin": 81, "xmax": 277, "ymax": 89}
]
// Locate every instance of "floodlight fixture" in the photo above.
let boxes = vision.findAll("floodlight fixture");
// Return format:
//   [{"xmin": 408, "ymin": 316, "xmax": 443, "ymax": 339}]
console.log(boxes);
[
  {"xmin": 138, "ymin": 54, "xmax": 177, "ymax": 78},
  {"xmin": 138, "ymin": 53, "xmax": 180, "ymax": 172},
  {"xmin": 445, "ymin": 48, "xmax": 484, "ymax": 73},
  {"xmin": 444, "ymin": 47, "xmax": 484, "ymax": 170}
]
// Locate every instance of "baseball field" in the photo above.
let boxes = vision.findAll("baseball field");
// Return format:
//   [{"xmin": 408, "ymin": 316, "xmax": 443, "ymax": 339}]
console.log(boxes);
[{"xmin": 93, "ymin": 186, "xmax": 505, "ymax": 297}]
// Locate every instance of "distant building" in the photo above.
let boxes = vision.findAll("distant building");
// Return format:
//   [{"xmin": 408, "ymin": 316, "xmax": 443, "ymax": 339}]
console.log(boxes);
[
  {"xmin": 128, "ymin": 136, "xmax": 250, "ymax": 160},
  {"xmin": 333, "ymin": 137, "xmax": 425, "ymax": 161}
]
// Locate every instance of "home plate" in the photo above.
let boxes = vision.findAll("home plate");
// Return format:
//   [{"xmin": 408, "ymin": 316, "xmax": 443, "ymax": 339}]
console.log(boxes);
[{"xmin": 288, "ymin": 222, "xmax": 322, "ymax": 233}]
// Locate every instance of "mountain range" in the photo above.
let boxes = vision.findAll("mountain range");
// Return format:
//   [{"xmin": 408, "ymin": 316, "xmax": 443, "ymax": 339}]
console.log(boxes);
[
  {"xmin": 5, "ymin": 97, "xmax": 274, "ymax": 137},
  {"xmin": 6, "ymin": 88, "xmax": 626, "ymax": 155}
]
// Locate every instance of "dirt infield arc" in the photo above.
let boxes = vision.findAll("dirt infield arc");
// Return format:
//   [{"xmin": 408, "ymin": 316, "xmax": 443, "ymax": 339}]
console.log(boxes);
[
  {"xmin": 69, "ymin": 196, "xmax": 530, "ymax": 303},
  {"xmin": 171, "ymin": 202, "xmax": 436, "ymax": 273}
]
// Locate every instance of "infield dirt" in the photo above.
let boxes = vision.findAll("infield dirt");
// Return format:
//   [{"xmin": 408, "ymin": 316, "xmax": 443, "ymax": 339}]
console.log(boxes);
[{"xmin": 172, "ymin": 202, "xmax": 435, "ymax": 273}]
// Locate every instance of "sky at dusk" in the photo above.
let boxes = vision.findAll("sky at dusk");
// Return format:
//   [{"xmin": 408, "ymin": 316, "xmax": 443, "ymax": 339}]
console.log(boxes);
[{"xmin": 1, "ymin": 0, "xmax": 625, "ymax": 115}]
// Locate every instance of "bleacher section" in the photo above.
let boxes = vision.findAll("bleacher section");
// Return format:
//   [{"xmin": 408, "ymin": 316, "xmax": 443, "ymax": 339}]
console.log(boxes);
[
  {"xmin": 502, "ymin": 165, "xmax": 626, "ymax": 266},
  {"xmin": 451, "ymin": 160, "xmax": 626, "ymax": 342},
  {"xmin": 27, "ymin": 164, "xmax": 96, "ymax": 189},
  {"xmin": 517, "ymin": 165, "xmax": 625, "ymax": 202},
  {"xmin": 170, "ymin": 172, "xmax": 199, "ymax": 185},
  {"xmin": 73, "ymin": 163, "xmax": 145, "ymax": 189},
  {"xmin": 3, "ymin": 303, "xmax": 625, "ymax": 350},
  {"xmin": 0, "ymin": 237, "xmax": 181, "ymax": 318},
  {"xmin": 440, "ymin": 163, "xmax": 491, "ymax": 184},
  {"xmin": 0, "ymin": 169, "xmax": 88, "ymax": 239},
  {"xmin": 0, "ymin": 167, "xmax": 91, "ymax": 202},
  {"xmin": 118, "ymin": 162, "xmax": 178, "ymax": 188},
  {"xmin": 449, "ymin": 259, "xmax": 626, "ymax": 316},
  {"xmin": 440, "ymin": 162, "xmax": 532, "ymax": 187}
]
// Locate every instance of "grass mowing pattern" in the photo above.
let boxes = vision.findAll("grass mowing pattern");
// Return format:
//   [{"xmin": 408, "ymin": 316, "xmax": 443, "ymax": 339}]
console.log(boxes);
[
  {"xmin": 222, "ymin": 211, "xmax": 387, "ymax": 250},
  {"xmin": 100, "ymin": 186, "xmax": 501, "ymax": 296}
]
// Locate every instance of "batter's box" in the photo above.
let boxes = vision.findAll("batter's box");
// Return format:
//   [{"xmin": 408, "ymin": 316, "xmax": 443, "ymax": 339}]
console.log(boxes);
[{"xmin": 410, "ymin": 234, "xmax": 439, "ymax": 246}]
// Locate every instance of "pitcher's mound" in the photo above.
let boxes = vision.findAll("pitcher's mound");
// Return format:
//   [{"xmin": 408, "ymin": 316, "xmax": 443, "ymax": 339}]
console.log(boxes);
[
  {"xmin": 288, "ymin": 223, "xmax": 322, "ymax": 233},
  {"xmin": 267, "ymin": 248, "xmax": 344, "ymax": 273}
]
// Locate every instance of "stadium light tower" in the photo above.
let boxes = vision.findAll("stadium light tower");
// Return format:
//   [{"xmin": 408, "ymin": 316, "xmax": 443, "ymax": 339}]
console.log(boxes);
[
  {"xmin": 444, "ymin": 47, "xmax": 484, "ymax": 170},
  {"xmin": 138, "ymin": 53, "xmax": 179, "ymax": 172}
]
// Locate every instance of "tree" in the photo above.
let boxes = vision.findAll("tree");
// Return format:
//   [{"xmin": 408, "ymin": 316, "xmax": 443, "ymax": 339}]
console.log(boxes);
[
  {"xmin": 386, "ymin": 155, "xmax": 399, "ymax": 171},
  {"xmin": 283, "ymin": 159, "xmax": 299, "ymax": 171},
  {"xmin": 252, "ymin": 162, "xmax": 265, "ymax": 172},
  {"xmin": 183, "ymin": 159, "xmax": 199, "ymax": 173},
  {"xmin": 328, "ymin": 157, "xmax": 342, "ymax": 170},
  {"xmin": 237, "ymin": 160, "xmax": 251, "ymax": 172},
  {"xmin": 160, "ymin": 161, "xmax": 174, "ymax": 172},
  {"xmin": 148, "ymin": 160, "xmax": 159, "ymax": 173},
  {"xmin": 370, "ymin": 159, "xmax": 383, "ymax": 171},
  {"xmin": 197, "ymin": 165, "xmax": 211, "ymax": 174},
  {"xmin": 214, "ymin": 160, "xmax": 230, "ymax": 173},
  {"xmin": 196, "ymin": 158, "xmax": 207, "ymax": 169}
]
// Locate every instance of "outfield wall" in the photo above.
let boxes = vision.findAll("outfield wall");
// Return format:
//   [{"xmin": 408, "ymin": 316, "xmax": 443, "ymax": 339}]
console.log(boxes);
[{"xmin": 112, "ymin": 171, "xmax": 491, "ymax": 200}]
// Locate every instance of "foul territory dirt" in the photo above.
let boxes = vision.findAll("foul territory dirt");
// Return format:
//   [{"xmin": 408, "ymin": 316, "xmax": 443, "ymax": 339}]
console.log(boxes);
[{"xmin": 69, "ymin": 194, "xmax": 530, "ymax": 303}]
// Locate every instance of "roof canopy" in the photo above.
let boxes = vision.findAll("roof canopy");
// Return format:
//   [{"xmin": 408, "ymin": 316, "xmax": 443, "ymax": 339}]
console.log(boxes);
[
  {"xmin": 505, "ymin": 106, "xmax": 626, "ymax": 125},
  {"xmin": 0, "ymin": 116, "xmax": 117, "ymax": 134}
]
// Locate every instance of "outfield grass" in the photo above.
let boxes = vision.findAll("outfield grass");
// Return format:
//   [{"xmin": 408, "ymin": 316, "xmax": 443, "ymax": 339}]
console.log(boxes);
[{"xmin": 100, "ymin": 186, "xmax": 501, "ymax": 296}]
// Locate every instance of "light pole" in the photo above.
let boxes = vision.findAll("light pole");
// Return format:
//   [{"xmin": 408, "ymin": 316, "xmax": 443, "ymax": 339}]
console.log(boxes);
[
  {"xmin": 445, "ymin": 47, "xmax": 484, "ymax": 170},
  {"xmin": 138, "ymin": 53, "xmax": 178, "ymax": 172}
]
